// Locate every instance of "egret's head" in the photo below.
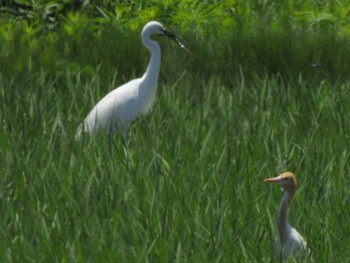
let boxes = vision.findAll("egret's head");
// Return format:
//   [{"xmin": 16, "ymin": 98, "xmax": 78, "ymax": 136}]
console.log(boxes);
[
  {"xmin": 142, "ymin": 21, "xmax": 166, "ymax": 36},
  {"xmin": 264, "ymin": 172, "xmax": 297, "ymax": 191},
  {"xmin": 142, "ymin": 21, "xmax": 191, "ymax": 53}
]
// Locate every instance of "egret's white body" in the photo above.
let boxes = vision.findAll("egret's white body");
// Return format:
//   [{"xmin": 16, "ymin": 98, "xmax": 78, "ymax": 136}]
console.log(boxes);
[
  {"xmin": 264, "ymin": 172, "xmax": 308, "ymax": 260},
  {"xmin": 273, "ymin": 194, "xmax": 307, "ymax": 259},
  {"xmin": 76, "ymin": 21, "xmax": 173, "ymax": 140}
]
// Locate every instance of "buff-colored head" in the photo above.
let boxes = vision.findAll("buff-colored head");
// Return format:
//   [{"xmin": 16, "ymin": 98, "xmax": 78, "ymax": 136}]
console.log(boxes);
[{"xmin": 264, "ymin": 172, "xmax": 297, "ymax": 191}]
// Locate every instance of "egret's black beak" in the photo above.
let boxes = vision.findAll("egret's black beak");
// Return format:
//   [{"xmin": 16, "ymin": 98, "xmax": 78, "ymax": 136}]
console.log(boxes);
[{"xmin": 161, "ymin": 28, "xmax": 191, "ymax": 54}]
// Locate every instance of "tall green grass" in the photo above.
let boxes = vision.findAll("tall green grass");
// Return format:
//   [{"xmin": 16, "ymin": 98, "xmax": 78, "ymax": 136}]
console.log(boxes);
[
  {"xmin": 0, "ymin": 1, "xmax": 350, "ymax": 262},
  {"xmin": 1, "ymin": 64, "xmax": 349, "ymax": 261}
]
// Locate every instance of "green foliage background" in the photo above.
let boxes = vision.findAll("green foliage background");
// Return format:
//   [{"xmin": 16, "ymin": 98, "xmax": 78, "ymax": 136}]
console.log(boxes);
[{"xmin": 0, "ymin": 0, "xmax": 350, "ymax": 262}]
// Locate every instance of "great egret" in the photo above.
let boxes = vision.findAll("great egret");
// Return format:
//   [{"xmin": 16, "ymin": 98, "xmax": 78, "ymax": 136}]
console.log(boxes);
[
  {"xmin": 75, "ymin": 21, "xmax": 188, "ymax": 140},
  {"xmin": 264, "ymin": 172, "xmax": 308, "ymax": 260}
]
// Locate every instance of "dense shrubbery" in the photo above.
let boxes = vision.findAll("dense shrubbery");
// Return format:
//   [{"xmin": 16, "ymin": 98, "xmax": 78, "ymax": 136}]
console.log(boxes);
[{"xmin": 0, "ymin": 0, "xmax": 349, "ymax": 85}]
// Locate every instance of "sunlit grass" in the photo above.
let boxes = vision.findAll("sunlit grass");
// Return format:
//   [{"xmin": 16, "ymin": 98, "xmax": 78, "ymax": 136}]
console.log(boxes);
[
  {"xmin": 0, "ymin": 62, "xmax": 349, "ymax": 261},
  {"xmin": 0, "ymin": 1, "xmax": 350, "ymax": 261}
]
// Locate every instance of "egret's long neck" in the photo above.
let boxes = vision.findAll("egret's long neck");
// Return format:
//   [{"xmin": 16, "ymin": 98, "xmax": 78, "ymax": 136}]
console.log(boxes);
[
  {"xmin": 277, "ymin": 188, "xmax": 295, "ymax": 243},
  {"xmin": 142, "ymin": 36, "xmax": 161, "ymax": 89}
]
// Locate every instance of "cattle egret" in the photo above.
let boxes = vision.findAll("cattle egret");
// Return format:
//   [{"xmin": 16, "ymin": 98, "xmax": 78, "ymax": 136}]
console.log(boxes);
[
  {"xmin": 264, "ymin": 172, "xmax": 308, "ymax": 260},
  {"xmin": 75, "ymin": 21, "xmax": 188, "ymax": 140}
]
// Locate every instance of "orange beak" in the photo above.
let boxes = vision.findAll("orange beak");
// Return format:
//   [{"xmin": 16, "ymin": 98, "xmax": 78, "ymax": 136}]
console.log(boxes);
[{"xmin": 264, "ymin": 177, "xmax": 283, "ymax": 183}]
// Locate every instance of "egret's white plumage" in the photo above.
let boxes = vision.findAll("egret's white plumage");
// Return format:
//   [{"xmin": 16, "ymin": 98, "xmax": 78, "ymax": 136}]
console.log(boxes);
[
  {"xmin": 76, "ymin": 21, "xmax": 182, "ymax": 140},
  {"xmin": 264, "ymin": 172, "xmax": 308, "ymax": 260}
]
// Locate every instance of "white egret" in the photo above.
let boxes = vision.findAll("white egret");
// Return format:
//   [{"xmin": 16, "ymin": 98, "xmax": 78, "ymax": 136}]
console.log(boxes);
[
  {"xmin": 75, "ymin": 21, "xmax": 188, "ymax": 140},
  {"xmin": 264, "ymin": 172, "xmax": 308, "ymax": 260}
]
